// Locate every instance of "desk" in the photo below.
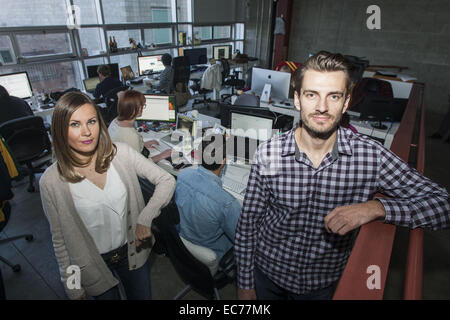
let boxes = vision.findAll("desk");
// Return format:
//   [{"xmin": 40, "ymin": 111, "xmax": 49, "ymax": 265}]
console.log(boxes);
[{"xmin": 350, "ymin": 119, "xmax": 400, "ymax": 149}]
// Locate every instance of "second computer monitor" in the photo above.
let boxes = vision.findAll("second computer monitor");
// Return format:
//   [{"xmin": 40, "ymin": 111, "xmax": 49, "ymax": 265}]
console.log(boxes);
[
  {"xmin": 183, "ymin": 48, "xmax": 207, "ymax": 65},
  {"xmin": 231, "ymin": 111, "xmax": 274, "ymax": 142},
  {"xmin": 0, "ymin": 72, "xmax": 33, "ymax": 99},
  {"xmin": 213, "ymin": 45, "xmax": 232, "ymax": 60},
  {"xmin": 251, "ymin": 67, "xmax": 291, "ymax": 102},
  {"xmin": 87, "ymin": 63, "xmax": 120, "ymax": 80},
  {"xmin": 137, "ymin": 94, "xmax": 176, "ymax": 123},
  {"xmin": 138, "ymin": 55, "xmax": 165, "ymax": 76},
  {"xmin": 83, "ymin": 77, "xmax": 100, "ymax": 93},
  {"xmin": 120, "ymin": 66, "xmax": 135, "ymax": 80}
]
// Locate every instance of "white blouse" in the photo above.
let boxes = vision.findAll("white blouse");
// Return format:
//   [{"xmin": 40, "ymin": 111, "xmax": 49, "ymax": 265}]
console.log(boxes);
[{"xmin": 69, "ymin": 163, "xmax": 128, "ymax": 254}]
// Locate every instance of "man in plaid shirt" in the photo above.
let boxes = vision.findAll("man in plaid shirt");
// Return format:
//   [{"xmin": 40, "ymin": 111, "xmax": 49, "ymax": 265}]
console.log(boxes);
[{"xmin": 234, "ymin": 51, "xmax": 450, "ymax": 300}]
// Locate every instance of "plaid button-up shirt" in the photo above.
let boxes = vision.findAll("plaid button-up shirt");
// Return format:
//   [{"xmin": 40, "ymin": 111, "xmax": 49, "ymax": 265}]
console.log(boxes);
[{"xmin": 235, "ymin": 127, "xmax": 450, "ymax": 294}]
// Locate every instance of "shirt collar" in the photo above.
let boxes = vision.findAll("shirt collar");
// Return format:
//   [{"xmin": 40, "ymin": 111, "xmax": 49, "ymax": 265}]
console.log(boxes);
[
  {"xmin": 286, "ymin": 127, "xmax": 353, "ymax": 161},
  {"xmin": 198, "ymin": 166, "xmax": 222, "ymax": 185}
]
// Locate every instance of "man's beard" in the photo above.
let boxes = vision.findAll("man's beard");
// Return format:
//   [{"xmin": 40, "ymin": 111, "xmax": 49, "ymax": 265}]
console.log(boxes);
[{"xmin": 298, "ymin": 111, "xmax": 342, "ymax": 140}]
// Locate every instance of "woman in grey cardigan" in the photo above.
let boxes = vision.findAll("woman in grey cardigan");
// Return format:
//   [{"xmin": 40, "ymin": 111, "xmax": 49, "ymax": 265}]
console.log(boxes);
[{"xmin": 40, "ymin": 92, "xmax": 176, "ymax": 300}]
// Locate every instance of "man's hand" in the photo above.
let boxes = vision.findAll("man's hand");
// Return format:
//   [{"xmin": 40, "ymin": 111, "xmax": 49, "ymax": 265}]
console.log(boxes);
[
  {"xmin": 324, "ymin": 200, "xmax": 386, "ymax": 235},
  {"xmin": 151, "ymin": 149, "xmax": 172, "ymax": 163},
  {"xmin": 237, "ymin": 288, "xmax": 257, "ymax": 300},
  {"xmin": 135, "ymin": 224, "xmax": 152, "ymax": 248},
  {"xmin": 145, "ymin": 139, "xmax": 160, "ymax": 149}
]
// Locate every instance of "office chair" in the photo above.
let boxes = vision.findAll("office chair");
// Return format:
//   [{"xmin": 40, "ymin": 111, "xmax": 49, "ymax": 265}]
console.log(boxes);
[
  {"xmin": 151, "ymin": 199, "xmax": 236, "ymax": 300},
  {"xmin": 0, "ymin": 116, "xmax": 52, "ymax": 192},
  {"xmin": 172, "ymin": 56, "xmax": 191, "ymax": 108},
  {"xmin": 0, "ymin": 202, "xmax": 34, "ymax": 272},
  {"xmin": 0, "ymin": 156, "xmax": 34, "ymax": 273},
  {"xmin": 221, "ymin": 59, "xmax": 245, "ymax": 103},
  {"xmin": 101, "ymin": 85, "xmax": 129, "ymax": 127},
  {"xmin": 190, "ymin": 78, "xmax": 213, "ymax": 109}
]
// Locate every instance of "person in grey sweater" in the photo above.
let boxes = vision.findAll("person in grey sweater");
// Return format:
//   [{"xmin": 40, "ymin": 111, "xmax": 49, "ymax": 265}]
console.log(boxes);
[{"xmin": 39, "ymin": 92, "xmax": 176, "ymax": 300}]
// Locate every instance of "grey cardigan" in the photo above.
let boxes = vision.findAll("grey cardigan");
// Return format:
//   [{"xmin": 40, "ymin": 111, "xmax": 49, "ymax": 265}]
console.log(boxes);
[{"xmin": 39, "ymin": 142, "xmax": 176, "ymax": 299}]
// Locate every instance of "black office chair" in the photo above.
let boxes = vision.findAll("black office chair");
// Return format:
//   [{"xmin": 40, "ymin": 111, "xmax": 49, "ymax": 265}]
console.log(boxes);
[
  {"xmin": 190, "ymin": 78, "xmax": 213, "ymax": 109},
  {"xmin": 0, "ymin": 116, "xmax": 52, "ymax": 192},
  {"xmin": 172, "ymin": 57, "xmax": 191, "ymax": 108},
  {"xmin": 152, "ymin": 199, "xmax": 236, "ymax": 300},
  {"xmin": 0, "ymin": 156, "xmax": 33, "ymax": 273},
  {"xmin": 101, "ymin": 86, "xmax": 129, "ymax": 127},
  {"xmin": 221, "ymin": 59, "xmax": 245, "ymax": 103}
]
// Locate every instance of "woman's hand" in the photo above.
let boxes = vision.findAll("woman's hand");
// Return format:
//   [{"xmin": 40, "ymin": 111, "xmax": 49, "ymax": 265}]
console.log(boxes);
[
  {"xmin": 144, "ymin": 140, "xmax": 160, "ymax": 149},
  {"xmin": 135, "ymin": 224, "xmax": 152, "ymax": 248}
]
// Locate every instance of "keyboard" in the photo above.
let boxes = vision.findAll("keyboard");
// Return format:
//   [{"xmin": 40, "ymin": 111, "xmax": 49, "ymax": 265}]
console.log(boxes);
[{"xmin": 222, "ymin": 176, "xmax": 247, "ymax": 195}]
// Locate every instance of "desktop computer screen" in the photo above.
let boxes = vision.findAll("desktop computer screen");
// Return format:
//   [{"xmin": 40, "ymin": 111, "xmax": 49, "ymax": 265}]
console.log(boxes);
[
  {"xmin": 87, "ymin": 63, "xmax": 120, "ymax": 80},
  {"xmin": 213, "ymin": 45, "xmax": 232, "ymax": 60},
  {"xmin": 137, "ymin": 94, "xmax": 176, "ymax": 123},
  {"xmin": 183, "ymin": 48, "xmax": 207, "ymax": 65},
  {"xmin": 120, "ymin": 66, "xmax": 135, "ymax": 80},
  {"xmin": 251, "ymin": 67, "xmax": 291, "ymax": 101},
  {"xmin": 83, "ymin": 77, "xmax": 100, "ymax": 93},
  {"xmin": 0, "ymin": 72, "xmax": 33, "ymax": 99},
  {"xmin": 138, "ymin": 55, "xmax": 165, "ymax": 76},
  {"xmin": 231, "ymin": 111, "xmax": 274, "ymax": 141}
]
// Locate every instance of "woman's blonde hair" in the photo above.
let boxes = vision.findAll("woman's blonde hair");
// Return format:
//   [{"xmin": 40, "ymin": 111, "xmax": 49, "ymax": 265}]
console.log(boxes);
[{"xmin": 51, "ymin": 91, "xmax": 116, "ymax": 183}]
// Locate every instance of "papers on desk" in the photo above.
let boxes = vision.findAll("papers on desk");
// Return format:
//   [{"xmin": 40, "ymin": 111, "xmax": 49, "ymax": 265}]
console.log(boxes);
[{"xmin": 375, "ymin": 70, "xmax": 417, "ymax": 82}]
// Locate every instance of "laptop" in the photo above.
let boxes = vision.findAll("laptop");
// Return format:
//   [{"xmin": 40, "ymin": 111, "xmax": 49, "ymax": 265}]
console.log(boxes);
[{"xmin": 83, "ymin": 77, "xmax": 100, "ymax": 93}]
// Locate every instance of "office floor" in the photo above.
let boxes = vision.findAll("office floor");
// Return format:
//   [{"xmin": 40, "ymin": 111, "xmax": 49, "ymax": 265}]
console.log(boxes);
[{"xmin": 1, "ymin": 102, "xmax": 449, "ymax": 300}]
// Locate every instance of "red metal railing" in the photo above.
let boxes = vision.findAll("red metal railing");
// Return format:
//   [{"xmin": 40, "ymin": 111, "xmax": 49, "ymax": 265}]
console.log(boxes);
[{"xmin": 333, "ymin": 83, "xmax": 424, "ymax": 299}]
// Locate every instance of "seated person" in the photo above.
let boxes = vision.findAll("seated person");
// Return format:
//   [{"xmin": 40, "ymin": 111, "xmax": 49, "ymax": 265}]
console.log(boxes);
[
  {"xmin": 0, "ymin": 85, "xmax": 33, "ymax": 125},
  {"xmin": 175, "ymin": 134, "xmax": 242, "ymax": 260},
  {"xmin": 108, "ymin": 90, "xmax": 171, "ymax": 163},
  {"xmin": 148, "ymin": 53, "xmax": 173, "ymax": 94},
  {"xmin": 93, "ymin": 65, "xmax": 123, "ymax": 101}
]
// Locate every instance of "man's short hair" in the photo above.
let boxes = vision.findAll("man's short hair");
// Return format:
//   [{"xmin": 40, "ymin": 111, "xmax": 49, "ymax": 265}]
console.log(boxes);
[
  {"xmin": 199, "ymin": 134, "xmax": 226, "ymax": 171},
  {"xmin": 161, "ymin": 53, "xmax": 172, "ymax": 66},
  {"xmin": 97, "ymin": 65, "xmax": 111, "ymax": 77},
  {"xmin": 292, "ymin": 51, "xmax": 353, "ymax": 97},
  {"xmin": 0, "ymin": 85, "xmax": 9, "ymax": 98}
]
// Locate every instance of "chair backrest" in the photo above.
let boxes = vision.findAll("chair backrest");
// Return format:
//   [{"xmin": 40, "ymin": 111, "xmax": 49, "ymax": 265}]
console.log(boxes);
[
  {"xmin": 152, "ymin": 199, "xmax": 217, "ymax": 299},
  {"xmin": 220, "ymin": 59, "xmax": 230, "ymax": 83},
  {"xmin": 234, "ymin": 94, "xmax": 260, "ymax": 107},
  {"xmin": 172, "ymin": 56, "xmax": 191, "ymax": 86},
  {"xmin": 0, "ymin": 116, "xmax": 51, "ymax": 163},
  {"xmin": 103, "ymin": 86, "xmax": 129, "ymax": 125}
]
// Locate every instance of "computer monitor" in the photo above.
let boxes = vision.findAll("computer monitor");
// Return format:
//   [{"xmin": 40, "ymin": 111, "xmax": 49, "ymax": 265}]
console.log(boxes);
[
  {"xmin": 213, "ymin": 45, "xmax": 232, "ymax": 60},
  {"xmin": 83, "ymin": 77, "xmax": 100, "ymax": 93},
  {"xmin": 251, "ymin": 67, "xmax": 291, "ymax": 101},
  {"xmin": 137, "ymin": 94, "xmax": 176, "ymax": 123},
  {"xmin": 120, "ymin": 66, "xmax": 135, "ymax": 81},
  {"xmin": 183, "ymin": 48, "xmax": 207, "ymax": 65},
  {"xmin": 87, "ymin": 63, "xmax": 120, "ymax": 80},
  {"xmin": 0, "ymin": 72, "xmax": 33, "ymax": 99},
  {"xmin": 230, "ymin": 111, "xmax": 274, "ymax": 141},
  {"xmin": 177, "ymin": 114, "xmax": 196, "ymax": 138},
  {"xmin": 137, "ymin": 55, "xmax": 165, "ymax": 76}
]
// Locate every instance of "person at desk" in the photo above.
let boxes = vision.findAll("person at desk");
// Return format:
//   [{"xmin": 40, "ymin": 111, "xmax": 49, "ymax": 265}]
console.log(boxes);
[
  {"xmin": 0, "ymin": 85, "xmax": 33, "ymax": 125},
  {"xmin": 175, "ymin": 134, "xmax": 241, "ymax": 261},
  {"xmin": 147, "ymin": 53, "xmax": 173, "ymax": 94},
  {"xmin": 40, "ymin": 92, "xmax": 176, "ymax": 300},
  {"xmin": 235, "ymin": 51, "xmax": 450, "ymax": 300},
  {"xmin": 108, "ymin": 90, "xmax": 171, "ymax": 163},
  {"xmin": 93, "ymin": 64, "xmax": 123, "ymax": 101}
]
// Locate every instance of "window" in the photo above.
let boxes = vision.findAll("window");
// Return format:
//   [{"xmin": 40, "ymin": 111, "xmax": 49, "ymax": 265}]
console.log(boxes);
[
  {"xmin": 144, "ymin": 28, "xmax": 173, "ymax": 46},
  {"xmin": 213, "ymin": 26, "xmax": 231, "ymax": 39},
  {"xmin": 16, "ymin": 32, "xmax": 73, "ymax": 58},
  {"xmin": 102, "ymin": 0, "xmax": 174, "ymax": 24},
  {"xmin": 0, "ymin": 0, "xmax": 68, "ymax": 27},
  {"xmin": 194, "ymin": 26, "xmax": 212, "ymax": 42},
  {"xmin": 0, "ymin": 35, "xmax": 15, "ymax": 65},
  {"xmin": 107, "ymin": 30, "xmax": 141, "ymax": 50},
  {"xmin": 177, "ymin": 24, "xmax": 192, "ymax": 46},
  {"xmin": 235, "ymin": 23, "xmax": 245, "ymax": 40},
  {"xmin": 73, "ymin": 0, "xmax": 102, "ymax": 25},
  {"xmin": 0, "ymin": 61, "xmax": 81, "ymax": 94},
  {"xmin": 176, "ymin": 0, "xmax": 192, "ymax": 23},
  {"xmin": 79, "ymin": 28, "xmax": 106, "ymax": 57}
]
